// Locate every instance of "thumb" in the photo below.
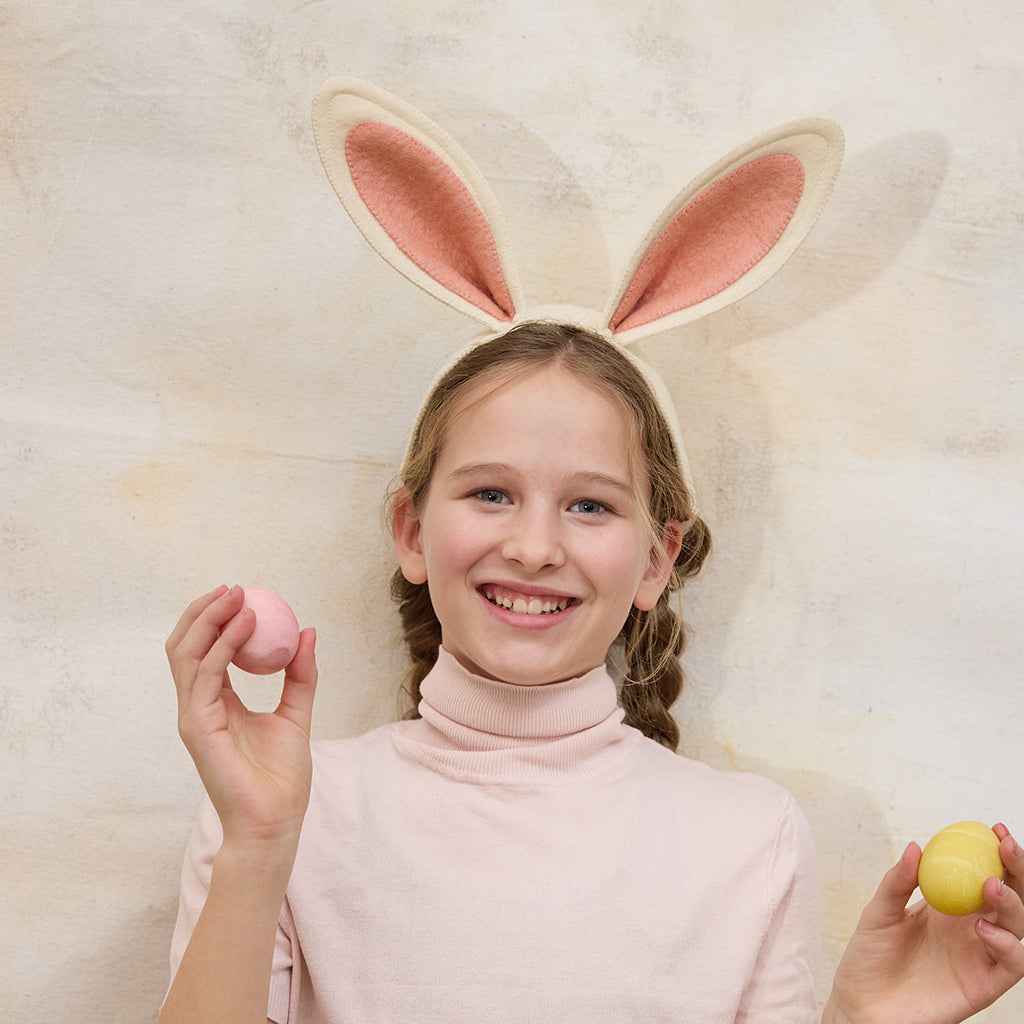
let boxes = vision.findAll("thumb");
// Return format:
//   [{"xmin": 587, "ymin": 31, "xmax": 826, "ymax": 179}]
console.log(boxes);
[{"xmin": 277, "ymin": 627, "xmax": 318, "ymax": 730}]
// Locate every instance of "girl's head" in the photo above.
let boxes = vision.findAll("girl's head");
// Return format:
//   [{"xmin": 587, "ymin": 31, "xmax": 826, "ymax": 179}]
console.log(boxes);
[{"xmin": 388, "ymin": 321, "xmax": 710, "ymax": 749}]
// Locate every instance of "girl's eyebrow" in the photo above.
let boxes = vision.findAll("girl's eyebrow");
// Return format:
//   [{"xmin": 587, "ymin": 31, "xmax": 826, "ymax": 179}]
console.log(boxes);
[
  {"xmin": 445, "ymin": 461, "xmax": 517, "ymax": 483},
  {"xmin": 447, "ymin": 462, "xmax": 634, "ymax": 497}
]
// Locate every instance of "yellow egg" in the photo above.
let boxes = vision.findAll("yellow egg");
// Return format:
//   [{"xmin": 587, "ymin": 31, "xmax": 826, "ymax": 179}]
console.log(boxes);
[{"xmin": 918, "ymin": 821, "xmax": 1004, "ymax": 916}]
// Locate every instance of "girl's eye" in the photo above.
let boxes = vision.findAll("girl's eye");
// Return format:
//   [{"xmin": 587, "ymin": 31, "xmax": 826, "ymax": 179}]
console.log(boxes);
[
  {"xmin": 474, "ymin": 488, "xmax": 510, "ymax": 505},
  {"xmin": 569, "ymin": 498, "xmax": 608, "ymax": 515}
]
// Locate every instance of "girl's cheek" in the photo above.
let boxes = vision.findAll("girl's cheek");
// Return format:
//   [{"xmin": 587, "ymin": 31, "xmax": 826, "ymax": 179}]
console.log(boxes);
[{"xmin": 433, "ymin": 507, "xmax": 492, "ymax": 555}]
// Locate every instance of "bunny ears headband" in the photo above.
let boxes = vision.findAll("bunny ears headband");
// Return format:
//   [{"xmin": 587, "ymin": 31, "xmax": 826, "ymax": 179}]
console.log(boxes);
[{"xmin": 311, "ymin": 78, "xmax": 843, "ymax": 479}]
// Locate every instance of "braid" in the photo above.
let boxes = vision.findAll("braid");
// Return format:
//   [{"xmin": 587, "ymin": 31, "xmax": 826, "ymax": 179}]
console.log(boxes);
[
  {"xmin": 619, "ymin": 598, "xmax": 684, "ymax": 749},
  {"xmin": 619, "ymin": 514, "xmax": 711, "ymax": 751},
  {"xmin": 389, "ymin": 570, "xmax": 440, "ymax": 718}
]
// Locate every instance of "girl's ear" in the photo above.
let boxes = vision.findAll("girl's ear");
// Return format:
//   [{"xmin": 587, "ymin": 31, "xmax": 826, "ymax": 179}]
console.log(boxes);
[
  {"xmin": 392, "ymin": 493, "xmax": 428, "ymax": 585},
  {"xmin": 633, "ymin": 520, "xmax": 685, "ymax": 611}
]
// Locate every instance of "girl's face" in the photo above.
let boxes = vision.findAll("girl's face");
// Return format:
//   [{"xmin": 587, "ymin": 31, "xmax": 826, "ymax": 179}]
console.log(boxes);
[{"xmin": 394, "ymin": 364, "xmax": 682, "ymax": 686}]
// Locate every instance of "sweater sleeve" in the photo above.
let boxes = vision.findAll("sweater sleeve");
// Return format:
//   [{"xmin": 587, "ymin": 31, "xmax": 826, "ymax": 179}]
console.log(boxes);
[
  {"xmin": 735, "ymin": 795, "xmax": 822, "ymax": 1024},
  {"xmin": 165, "ymin": 797, "xmax": 295, "ymax": 1023}
]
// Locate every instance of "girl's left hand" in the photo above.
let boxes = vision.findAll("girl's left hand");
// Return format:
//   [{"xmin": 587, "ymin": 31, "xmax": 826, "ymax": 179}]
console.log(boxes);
[{"xmin": 824, "ymin": 823, "xmax": 1024, "ymax": 1024}]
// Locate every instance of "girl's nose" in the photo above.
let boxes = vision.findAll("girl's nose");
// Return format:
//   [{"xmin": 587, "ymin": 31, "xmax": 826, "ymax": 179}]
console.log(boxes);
[{"xmin": 500, "ymin": 508, "xmax": 566, "ymax": 573}]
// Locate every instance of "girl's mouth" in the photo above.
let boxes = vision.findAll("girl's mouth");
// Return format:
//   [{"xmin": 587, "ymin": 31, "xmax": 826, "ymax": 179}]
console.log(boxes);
[{"xmin": 481, "ymin": 585, "xmax": 576, "ymax": 616}]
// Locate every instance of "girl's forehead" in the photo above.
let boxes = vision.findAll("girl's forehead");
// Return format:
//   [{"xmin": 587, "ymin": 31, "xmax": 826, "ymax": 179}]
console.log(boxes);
[
  {"xmin": 437, "ymin": 363, "xmax": 650, "ymax": 492},
  {"xmin": 447, "ymin": 363, "xmax": 627, "ymax": 435}
]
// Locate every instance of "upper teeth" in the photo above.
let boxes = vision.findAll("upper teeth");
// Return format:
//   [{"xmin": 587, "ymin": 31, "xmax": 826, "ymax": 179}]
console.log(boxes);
[{"xmin": 484, "ymin": 588, "xmax": 570, "ymax": 615}]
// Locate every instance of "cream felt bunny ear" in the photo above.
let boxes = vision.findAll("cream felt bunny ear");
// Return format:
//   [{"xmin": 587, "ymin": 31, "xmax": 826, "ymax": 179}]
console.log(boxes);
[
  {"xmin": 604, "ymin": 118, "xmax": 843, "ymax": 344},
  {"xmin": 312, "ymin": 77, "xmax": 522, "ymax": 332}
]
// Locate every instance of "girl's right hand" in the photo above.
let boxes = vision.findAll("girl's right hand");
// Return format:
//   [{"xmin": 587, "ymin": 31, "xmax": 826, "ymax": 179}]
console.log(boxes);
[{"xmin": 165, "ymin": 585, "xmax": 318, "ymax": 854}]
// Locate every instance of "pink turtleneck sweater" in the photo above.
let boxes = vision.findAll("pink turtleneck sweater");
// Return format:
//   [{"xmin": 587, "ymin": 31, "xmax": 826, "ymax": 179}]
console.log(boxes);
[{"xmin": 169, "ymin": 649, "xmax": 821, "ymax": 1022}]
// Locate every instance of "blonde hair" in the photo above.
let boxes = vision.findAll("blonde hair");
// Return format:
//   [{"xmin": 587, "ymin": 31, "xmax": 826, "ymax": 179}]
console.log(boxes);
[{"xmin": 387, "ymin": 321, "xmax": 711, "ymax": 750}]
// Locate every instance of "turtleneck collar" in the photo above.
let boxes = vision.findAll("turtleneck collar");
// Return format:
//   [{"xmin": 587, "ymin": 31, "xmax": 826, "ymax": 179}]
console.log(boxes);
[{"xmin": 390, "ymin": 647, "xmax": 641, "ymax": 784}]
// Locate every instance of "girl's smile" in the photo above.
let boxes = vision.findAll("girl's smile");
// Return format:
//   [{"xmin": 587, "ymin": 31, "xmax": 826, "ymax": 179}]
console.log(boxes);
[
  {"xmin": 480, "ymin": 584, "xmax": 576, "ymax": 617},
  {"xmin": 477, "ymin": 582, "xmax": 579, "ymax": 631},
  {"xmin": 394, "ymin": 364, "xmax": 680, "ymax": 686}
]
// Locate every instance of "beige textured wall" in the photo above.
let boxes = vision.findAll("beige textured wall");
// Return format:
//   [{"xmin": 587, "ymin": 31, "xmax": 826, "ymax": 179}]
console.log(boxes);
[{"xmin": 3, "ymin": 1, "xmax": 1022, "ymax": 1020}]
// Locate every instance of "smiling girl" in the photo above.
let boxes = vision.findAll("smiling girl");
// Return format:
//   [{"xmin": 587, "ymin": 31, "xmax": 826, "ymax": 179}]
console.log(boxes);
[
  {"xmin": 388, "ymin": 322, "xmax": 706, "ymax": 719},
  {"xmin": 161, "ymin": 322, "xmax": 1024, "ymax": 1024}
]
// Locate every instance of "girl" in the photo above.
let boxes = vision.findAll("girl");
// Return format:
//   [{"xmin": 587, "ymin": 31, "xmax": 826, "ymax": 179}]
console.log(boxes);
[{"xmin": 162, "ymin": 322, "xmax": 1024, "ymax": 1024}]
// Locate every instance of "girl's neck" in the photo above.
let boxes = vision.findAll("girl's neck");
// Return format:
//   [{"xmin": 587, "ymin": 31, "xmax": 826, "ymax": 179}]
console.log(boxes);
[{"xmin": 389, "ymin": 647, "xmax": 643, "ymax": 783}]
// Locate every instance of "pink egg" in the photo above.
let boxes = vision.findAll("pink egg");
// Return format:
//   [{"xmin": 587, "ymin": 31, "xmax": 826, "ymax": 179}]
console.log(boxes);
[{"xmin": 231, "ymin": 587, "xmax": 300, "ymax": 675}]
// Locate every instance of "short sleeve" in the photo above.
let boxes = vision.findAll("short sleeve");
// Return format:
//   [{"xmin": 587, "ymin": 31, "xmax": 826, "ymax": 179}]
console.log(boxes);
[
  {"xmin": 165, "ymin": 797, "xmax": 295, "ymax": 1022},
  {"xmin": 735, "ymin": 795, "xmax": 822, "ymax": 1023}
]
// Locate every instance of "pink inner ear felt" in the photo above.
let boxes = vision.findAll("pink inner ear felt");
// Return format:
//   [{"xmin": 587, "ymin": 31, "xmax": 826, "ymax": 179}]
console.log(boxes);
[
  {"xmin": 609, "ymin": 153, "xmax": 805, "ymax": 333},
  {"xmin": 345, "ymin": 121, "xmax": 515, "ymax": 321}
]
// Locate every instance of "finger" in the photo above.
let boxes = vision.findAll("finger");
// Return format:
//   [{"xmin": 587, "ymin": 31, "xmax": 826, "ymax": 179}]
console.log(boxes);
[
  {"xmin": 165, "ymin": 584, "xmax": 228, "ymax": 660},
  {"xmin": 185, "ymin": 601, "xmax": 257, "ymax": 710},
  {"xmin": 994, "ymin": 824, "xmax": 1024, "ymax": 886},
  {"xmin": 976, "ymin": 917, "xmax": 1024, "ymax": 986},
  {"xmin": 167, "ymin": 586, "xmax": 240, "ymax": 715},
  {"xmin": 172, "ymin": 590, "xmax": 255, "ymax": 726},
  {"xmin": 860, "ymin": 843, "xmax": 922, "ymax": 926},
  {"xmin": 170, "ymin": 586, "xmax": 248, "ymax": 676},
  {"xmin": 277, "ymin": 628, "xmax": 318, "ymax": 731},
  {"xmin": 984, "ymin": 875, "xmax": 1024, "ymax": 941}
]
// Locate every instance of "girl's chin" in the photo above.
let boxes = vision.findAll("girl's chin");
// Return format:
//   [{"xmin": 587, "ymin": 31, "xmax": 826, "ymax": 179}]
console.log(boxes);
[{"xmin": 447, "ymin": 644, "xmax": 601, "ymax": 687}]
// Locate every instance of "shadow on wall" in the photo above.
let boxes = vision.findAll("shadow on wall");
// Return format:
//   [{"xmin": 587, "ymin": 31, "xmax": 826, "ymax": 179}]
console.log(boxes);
[
  {"xmin": 406, "ymin": 100, "xmax": 622, "ymax": 313},
  {"xmin": 658, "ymin": 128, "xmax": 952, "ymax": 665},
  {"xmin": 656, "ymin": 130, "xmax": 950, "ymax": 987},
  {"xmin": 717, "ymin": 750, "xmax": 897, "ymax": 1000},
  {"xmin": 691, "ymin": 130, "xmax": 952, "ymax": 342}
]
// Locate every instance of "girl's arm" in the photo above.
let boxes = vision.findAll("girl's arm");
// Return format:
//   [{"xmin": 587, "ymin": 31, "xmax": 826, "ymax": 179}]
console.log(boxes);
[
  {"xmin": 158, "ymin": 838, "xmax": 295, "ymax": 1024},
  {"xmin": 158, "ymin": 585, "xmax": 318, "ymax": 1024},
  {"xmin": 822, "ymin": 825, "xmax": 1024, "ymax": 1024}
]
